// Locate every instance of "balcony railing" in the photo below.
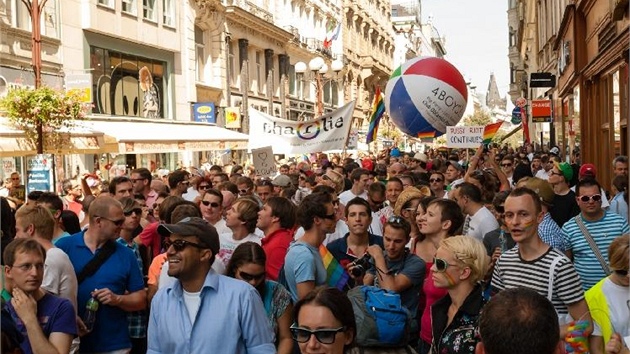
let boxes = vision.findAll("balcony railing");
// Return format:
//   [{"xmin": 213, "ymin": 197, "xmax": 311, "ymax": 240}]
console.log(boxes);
[
  {"xmin": 305, "ymin": 37, "xmax": 333, "ymax": 58},
  {"xmin": 225, "ymin": 0, "xmax": 274, "ymax": 23}
]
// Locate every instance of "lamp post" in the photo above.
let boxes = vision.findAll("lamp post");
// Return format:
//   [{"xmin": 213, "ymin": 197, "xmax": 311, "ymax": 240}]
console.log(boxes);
[{"xmin": 295, "ymin": 57, "xmax": 344, "ymax": 118}]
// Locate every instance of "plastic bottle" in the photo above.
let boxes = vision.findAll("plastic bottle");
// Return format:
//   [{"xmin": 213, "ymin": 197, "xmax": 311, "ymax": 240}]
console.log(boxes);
[{"xmin": 83, "ymin": 295, "xmax": 99, "ymax": 332}]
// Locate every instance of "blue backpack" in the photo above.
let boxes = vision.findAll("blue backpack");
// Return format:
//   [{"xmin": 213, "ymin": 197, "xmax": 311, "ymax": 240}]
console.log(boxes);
[{"xmin": 347, "ymin": 285, "xmax": 412, "ymax": 347}]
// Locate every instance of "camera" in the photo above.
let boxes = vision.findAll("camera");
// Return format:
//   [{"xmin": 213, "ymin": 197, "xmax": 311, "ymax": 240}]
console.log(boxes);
[{"xmin": 350, "ymin": 254, "xmax": 372, "ymax": 277}]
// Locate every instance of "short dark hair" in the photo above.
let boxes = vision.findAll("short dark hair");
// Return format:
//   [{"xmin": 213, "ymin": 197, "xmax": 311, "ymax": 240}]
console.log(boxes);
[
  {"xmin": 297, "ymin": 192, "xmax": 332, "ymax": 231},
  {"xmin": 60, "ymin": 210, "xmax": 81, "ymax": 235},
  {"xmin": 131, "ymin": 167, "xmax": 152, "ymax": 183},
  {"xmin": 203, "ymin": 188, "xmax": 223, "ymax": 204},
  {"xmin": 158, "ymin": 196, "xmax": 186, "ymax": 223},
  {"xmin": 344, "ymin": 197, "xmax": 372, "ymax": 219},
  {"xmin": 387, "ymin": 177, "xmax": 403, "ymax": 187},
  {"xmin": 109, "ymin": 176, "xmax": 132, "ymax": 195},
  {"xmin": 27, "ymin": 190, "xmax": 44, "ymax": 202},
  {"xmin": 168, "ymin": 170, "xmax": 189, "ymax": 189},
  {"xmin": 236, "ymin": 176, "xmax": 254, "ymax": 190},
  {"xmin": 383, "ymin": 216, "xmax": 411, "ymax": 238},
  {"xmin": 3, "ymin": 238, "xmax": 46, "ymax": 267},
  {"xmin": 350, "ymin": 168, "xmax": 369, "ymax": 182},
  {"xmin": 37, "ymin": 192, "xmax": 64, "ymax": 215},
  {"xmin": 170, "ymin": 202, "xmax": 202, "ymax": 223},
  {"xmin": 226, "ymin": 242, "xmax": 266, "ymax": 278},
  {"xmin": 311, "ymin": 185, "xmax": 336, "ymax": 195},
  {"xmin": 368, "ymin": 180, "xmax": 386, "ymax": 196},
  {"xmin": 508, "ymin": 187, "xmax": 542, "ymax": 214},
  {"xmin": 575, "ymin": 177, "xmax": 602, "ymax": 197},
  {"xmin": 455, "ymin": 182, "xmax": 482, "ymax": 204},
  {"xmin": 265, "ymin": 196, "xmax": 296, "ymax": 229},
  {"xmin": 427, "ymin": 199, "xmax": 464, "ymax": 235},
  {"xmin": 479, "ymin": 287, "xmax": 559, "ymax": 354},
  {"xmin": 294, "ymin": 287, "xmax": 356, "ymax": 351}
]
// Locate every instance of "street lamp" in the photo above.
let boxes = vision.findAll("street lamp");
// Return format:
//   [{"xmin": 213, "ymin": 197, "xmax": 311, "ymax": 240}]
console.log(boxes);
[{"xmin": 295, "ymin": 57, "xmax": 344, "ymax": 118}]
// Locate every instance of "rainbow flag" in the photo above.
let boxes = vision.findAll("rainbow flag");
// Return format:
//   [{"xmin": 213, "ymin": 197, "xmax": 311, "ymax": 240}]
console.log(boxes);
[
  {"xmin": 319, "ymin": 245, "xmax": 349, "ymax": 291},
  {"xmin": 482, "ymin": 122, "xmax": 503, "ymax": 145},
  {"xmin": 417, "ymin": 131, "xmax": 436, "ymax": 139},
  {"xmin": 366, "ymin": 87, "xmax": 385, "ymax": 144}
]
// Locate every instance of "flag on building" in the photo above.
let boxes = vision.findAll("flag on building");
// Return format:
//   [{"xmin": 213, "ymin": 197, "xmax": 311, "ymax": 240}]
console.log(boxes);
[
  {"xmin": 482, "ymin": 121, "xmax": 503, "ymax": 145},
  {"xmin": 319, "ymin": 245, "xmax": 349, "ymax": 291},
  {"xmin": 323, "ymin": 21, "xmax": 341, "ymax": 49},
  {"xmin": 417, "ymin": 131, "xmax": 436, "ymax": 139},
  {"xmin": 366, "ymin": 87, "xmax": 385, "ymax": 144}
]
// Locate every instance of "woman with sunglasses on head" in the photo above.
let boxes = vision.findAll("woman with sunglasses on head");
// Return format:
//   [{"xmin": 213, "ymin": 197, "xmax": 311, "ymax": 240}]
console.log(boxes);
[
  {"xmin": 292, "ymin": 286, "xmax": 356, "ymax": 354},
  {"xmin": 413, "ymin": 199, "xmax": 464, "ymax": 354},
  {"xmin": 430, "ymin": 236, "xmax": 489, "ymax": 354},
  {"xmin": 586, "ymin": 234, "xmax": 630, "ymax": 354},
  {"xmin": 227, "ymin": 242, "xmax": 294, "ymax": 354}
]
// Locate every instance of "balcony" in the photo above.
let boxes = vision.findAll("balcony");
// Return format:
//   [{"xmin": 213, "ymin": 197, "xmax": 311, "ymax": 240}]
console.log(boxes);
[
  {"xmin": 224, "ymin": 0, "xmax": 293, "ymax": 42},
  {"xmin": 225, "ymin": 0, "xmax": 274, "ymax": 23},
  {"xmin": 305, "ymin": 38, "xmax": 333, "ymax": 58}
]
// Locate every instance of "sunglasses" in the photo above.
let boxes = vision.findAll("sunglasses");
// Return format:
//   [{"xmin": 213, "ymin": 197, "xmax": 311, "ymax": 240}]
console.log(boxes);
[
  {"xmin": 387, "ymin": 216, "xmax": 407, "ymax": 225},
  {"xmin": 131, "ymin": 178, "xmax": 146, "ymax": 183},
  {"xmin": 199, "ymin": 185, "xmax": 211, "ymax": 190},
  {"xmin": 501, "ymin": 163, "xmax": 513, "ymax": 167},
  {"xmin": 123, "ymin": 208, "xmax": 142, "ymax": 216},
  {"xmin": 578, "ymin": 194, "xmax": 602, "ymax": 203},
  {"xmin": 614, "ymin": 269, "xmax": 628, "ymax": 276},
  {"xmin": 97, "ymin": 215, "xmax": 125, "ymax": 227},
  {"xmin": 494, "ymin": 205, "xmax": 505, "ymax": 214},
  {"xmin": 201, "ymin": 200, "xmax": 221, "ymax": 208},
  {"xmin": 180, "ymin": 181, "xmax": 190, "ymax": 185},
  {"xmin": 290, "ymin": 325, "xmax": 346, "ymax": 344},
  {"xmin": 370, "ymin": 200, "xmax": 385, "ymax": 210},
  {"xmin": 239, "ymin": 271, "xmax": 266, "ymax": 282},
  {"xmin": 239, "ymin": 189, "xmax": 249, "ymax": 194},
  {"xmin": 319, "ymin": 212, "xmax": 336, "ymax": 220},
  {"xmin": 433, "ymin": 257, "xmax": 459, "ymax": 272},
  {"xmin": 152, "ymin": 202, "xmax": 162, "ymax": 210},
  {"xmin": 429, "ymin": 178, "xmax": 443, "ymax": 183},
  {"xmin": 164, "ymin": 239, "xmax": 207, "ymax": 252},
  {"xmin": 332, "ymin": 199, "xmax": 340, "ymax": 206}
]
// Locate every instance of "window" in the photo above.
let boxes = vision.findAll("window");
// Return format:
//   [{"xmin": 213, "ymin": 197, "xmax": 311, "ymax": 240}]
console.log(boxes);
[
  {"xmin": 14, "ymin": 0, "xmax": 30, "ymax": 31},
  {"xmin": 143, "ymin": 0, "xmax": 156, "ymax": 21},
  {"xmin": 195, "ymin": 26, "xmax": 205, "ymax": 82},
  {"xmin": 97, "ymin": 0, "xmax": 114, "ymax": 7},
  {"xmin": 163, "ymin": 0, "xmax": 175, "ymax": 27},
  {"xmin": 288, "ymin": 65, "xmax": 297, "ymax": 96},
  {"xmin": 228, "ymin": 41, "xmax": 236, "ymax": 86},
  {"xmin": 256, "ymin": 51, "xmax": 264, "ymax": 94},
  {"xmin": 13, "ymin": 0, "xmax": 60, "ymax": 38},
  {"xmin": 122, "ymin": 0, "xmax": 137, "ymax": 15}
]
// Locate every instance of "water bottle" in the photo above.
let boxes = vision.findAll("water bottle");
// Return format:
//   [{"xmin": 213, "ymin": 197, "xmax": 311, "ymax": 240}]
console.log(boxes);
[{"xmin": 83, "ymin": 296, "xmax": 99, "ymax": 332}]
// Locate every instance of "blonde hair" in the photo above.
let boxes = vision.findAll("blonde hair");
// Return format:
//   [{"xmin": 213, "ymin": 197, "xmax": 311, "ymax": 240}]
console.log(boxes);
[
  {"xmin": 15, "ymin": 204, "xmax": 55, "ymax": 241},
  {"xmin": 609, "ymin": 234, "xmax": 629, "ymax": 271},
  {"xmin": 440, "ymin": 235, "xmax": 489, "ymax": 284}
]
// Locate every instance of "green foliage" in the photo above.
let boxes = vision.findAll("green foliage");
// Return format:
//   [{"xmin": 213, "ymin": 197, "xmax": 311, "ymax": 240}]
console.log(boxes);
[
  {"xmin": 0, "ymin": 86, "xmax": 91, "ymax": 153},
  {"xmin": 462, "ymin": 110, "xmax": 493, "ymax": 126}
]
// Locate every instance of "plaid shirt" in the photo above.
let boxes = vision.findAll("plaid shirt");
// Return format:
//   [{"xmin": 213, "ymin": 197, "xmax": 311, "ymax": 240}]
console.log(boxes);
[
  {"xmin": 116, "ymin": 238, "xmax": 148, "ymax": 338},
  {"xmin": 538, "ymin": 212, "xmax": 565, "ymax": 251}
]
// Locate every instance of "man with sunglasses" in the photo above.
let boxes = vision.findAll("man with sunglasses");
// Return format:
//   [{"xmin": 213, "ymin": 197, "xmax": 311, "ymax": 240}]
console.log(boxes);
[
  {"xmin": 283, "ymin": 192, "xmax": 335, "ymax": 302},
  {"xmin": 168, "ymin": 170, "xmax": 190, "ymax": 198},
  {"xmin": 561, "ymin": 178, "xmax": 629, "ymax": 291},
  {"xmin": 200, "ymin": 189, "xmax": 231, "ymax": 235},
  {"xmin": 429, "ymin": 172, "xmax": 447, "ymax": 199},
  {"xmin": 57, "ymin": 196, "xmax": 147, "ymax": 353},
  {"xmin": 151, "ymin": 217, "xmax": 274, "ymax": 353},
  {"xmin": 364, "ymin": 217, "xmax": 425, "ymax": 334},
  {"xmin": 131, "ymin": 168, "xmax": 158, "ymax": 209},
  {"xmin": 500, "ymin": 156, "xmax": 515, "ymax": 187}
]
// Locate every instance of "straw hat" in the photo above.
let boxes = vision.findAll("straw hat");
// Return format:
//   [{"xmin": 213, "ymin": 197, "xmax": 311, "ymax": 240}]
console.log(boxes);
[{"xmin": 393, "ymin": 186, "xmax": 431, "ymax": 216}]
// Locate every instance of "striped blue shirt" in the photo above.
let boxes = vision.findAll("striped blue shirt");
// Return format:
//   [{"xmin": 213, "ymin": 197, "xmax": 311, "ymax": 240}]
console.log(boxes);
[{"xmin": 561, "ymin": 211, "xmax": 629, "ymax": 291}]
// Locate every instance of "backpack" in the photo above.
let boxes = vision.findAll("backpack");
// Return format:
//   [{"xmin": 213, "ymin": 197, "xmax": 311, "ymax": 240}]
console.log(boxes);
[{"xmin": 347, "ymin": 285, "xmax": 412, "ymax": 347}]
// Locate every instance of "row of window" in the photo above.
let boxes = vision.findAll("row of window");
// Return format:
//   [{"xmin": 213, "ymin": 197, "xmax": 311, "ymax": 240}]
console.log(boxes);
[{"xmin": 97, "ymin": 0, "xmax": 175, "ymax": 27}]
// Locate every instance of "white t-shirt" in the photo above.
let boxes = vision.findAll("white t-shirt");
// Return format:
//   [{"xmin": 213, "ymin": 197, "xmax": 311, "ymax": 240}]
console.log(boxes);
[
  {"xmin": 43, "ymin": 248, "xmax": 78, "ymax": 314},
  {"xmin": 217, "ymin": 232, "xmax": 262, "ymax": 267},
  {"xmin": 212, "ymin": 219, "xmax": 231, "ymax": 235},
  {"xmin": 182, "ymin": 289, "xmax": 202, "ymax": 325},
  {"xmin": 466, "ymin": 206, "xmax": 499, "ymax": 241},
  {"xmin": 338, "ymin": 190, "xmax": 367, "ymax": 206},
  {"xmin": 592, "ymin": 278, "xmax": 630, "ymax": 339},
  {"xmin": 159, "ymin": 258, "xmax": 225, "ymax": 290},
  {"xmin": 535, "ymin": 169, "xmax": 550, "ymax": 181},
  {"xmin": 294, "ymin": 220, "xmax": 349, "ymax": 246}
]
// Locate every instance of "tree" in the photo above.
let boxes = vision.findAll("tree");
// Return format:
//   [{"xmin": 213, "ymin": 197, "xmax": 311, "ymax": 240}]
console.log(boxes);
[
  {"xmin": 0, "ymin": 87, "xmax": 90, "ymax": 153},
  {"xmin": 462, "ymin": 109, "xmax": 493, "ymax": 126}
]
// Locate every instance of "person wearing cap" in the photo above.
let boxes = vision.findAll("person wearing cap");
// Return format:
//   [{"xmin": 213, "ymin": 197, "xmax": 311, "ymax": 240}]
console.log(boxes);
[
  {"xmin": 409, "ymin": 152, "xmax": 428, "ymax": 173},
  {"xmin": 548, "ymin": 161, "xmax": 580, "ymax": 228},
  {"xmin": 338, "ymin": 168, "xmax": 370, "ymax": 206},
  {"xmin": 444, "ymin": 161, "xmax": 465, "ymax": 191},
  {"xmin": 561, "ymin": 178, "xmax": 629, "ymax": 291},
  {"xmin": 149, "ymin": 217, "xmax": 274, "ymax": 353},
  {"xmin": 56, "ymin": 196, "xmax": 146, "ymax": 353},
  {"xmin": 570, "ymin": 164, "xmax": 610, "ymax": 209},
  {"xmin": 520, "ymin": 178, "xmax": 566, "ymax": 251},
  {"xmin": 272, "ymin": 174, "xmax": 292, "ymax": 195}
]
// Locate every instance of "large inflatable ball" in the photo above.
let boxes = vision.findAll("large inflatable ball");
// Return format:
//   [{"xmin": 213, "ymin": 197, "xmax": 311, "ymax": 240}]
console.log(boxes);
[{"xmin": 384, "ymin": 57, "xmax": 468, "ymax": 138}]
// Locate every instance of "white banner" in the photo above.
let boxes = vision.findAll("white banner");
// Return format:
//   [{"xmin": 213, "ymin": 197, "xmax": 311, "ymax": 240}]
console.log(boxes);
[
  {"xmin": 248, "ymin": 101, "xmax": 355, "ymax": 154},
  {"xmin": 445, "ymin": 126, "xmax": 484, "ymax": 148}
]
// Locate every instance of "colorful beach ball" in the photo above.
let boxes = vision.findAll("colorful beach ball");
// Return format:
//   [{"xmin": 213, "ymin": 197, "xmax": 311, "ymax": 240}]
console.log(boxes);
[{"xmin": 384, "ymin": 57, "xmax": 468, "ymax": 138}]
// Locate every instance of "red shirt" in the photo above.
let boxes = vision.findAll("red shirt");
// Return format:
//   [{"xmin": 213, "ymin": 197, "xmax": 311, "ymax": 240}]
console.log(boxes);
[
  {"xmin": 261, "ymin": 228, "xmax": 294, "ymax": 280},
  {"xmin": 139, "ymin": 222, "xmax": 162, "ymax": 258}
]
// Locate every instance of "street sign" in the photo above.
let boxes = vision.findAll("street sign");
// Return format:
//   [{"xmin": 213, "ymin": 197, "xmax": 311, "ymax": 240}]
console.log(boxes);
[
  {"xmin": 530, "ymin": 72, "xmax": 556, "ymax": 88},
  {"xmin": 531, "ymin": 100, "xmax": 552, "ymax": 123},
  {"xmin": 192, "ymin": 102, "xmax": 216, "ymax": 123},
  {"xmin": 511, "ymin": 106, "xmax": 522, "ymax": 124}
]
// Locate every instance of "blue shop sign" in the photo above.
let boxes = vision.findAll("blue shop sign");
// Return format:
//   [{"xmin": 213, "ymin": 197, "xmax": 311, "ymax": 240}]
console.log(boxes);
[{"xmin": 193, "ymin": 102, "xmax": 216, "ymax": 123}]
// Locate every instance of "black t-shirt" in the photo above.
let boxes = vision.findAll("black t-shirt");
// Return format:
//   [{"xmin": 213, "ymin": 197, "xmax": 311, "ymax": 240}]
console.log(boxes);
[
  {"xmin": 483, "ymin": 228, "xmax": 516, "ymax": 256},
  {"xmin": 549, "ymin": 191, "xmax": 580, "ymax": 228}
]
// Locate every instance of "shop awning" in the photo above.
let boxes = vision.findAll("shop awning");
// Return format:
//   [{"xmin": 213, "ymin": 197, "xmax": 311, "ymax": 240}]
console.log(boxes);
[
  {"xmin": 0, "ymin": 119, "xmax": 112, "ymax": 157},
  {"xmin": 83, "ymin": 118, "xmax": 250, "ymax": 154}
]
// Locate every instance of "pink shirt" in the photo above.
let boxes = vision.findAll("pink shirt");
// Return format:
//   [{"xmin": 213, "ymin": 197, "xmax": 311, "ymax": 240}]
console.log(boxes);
[{"xmin": 420, "ymin": 261, "xmax": 448, "ymax": 343}]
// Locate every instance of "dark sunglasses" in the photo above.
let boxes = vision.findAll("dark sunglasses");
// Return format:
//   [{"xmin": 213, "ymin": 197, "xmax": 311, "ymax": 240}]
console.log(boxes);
[
  {"xmin": 494, "ymin": 205, "xmax": 505, "ymax": 214},
  {"xmin": 332, "ymin": 199, "xmax": 340, "ymax": 206},
  {"xmin": 388, "ymin": 216, "xmax": 405, "ymax": 224},
  {"xmin": 164, "ymin": 239, "xmax": 207, "ymax": 252},
  {"xmin": 578, "ymin": 194, "xmax": 602, "ymax": 203},
  {"xmin": 429, "ymin": 178, "xmax": 443, "ymax": 183},
  {"xmin": 97, "ymin": 215, "xmax": 125, "ymax": 227},
  {"xmin": 239, "ymin": 271, "xmax": 266, "ymax": 282},
  {"xmin": 123, "ymin": 208, "xmax": 142, "ymax": 216},
  {"xmin": 433, "ymin": 257, "xmax": 458, "ymax": 272},
  {"xmin": 614, "ymin": 269, "xmax": 628, "ymax": 276},
  {"xmin": 201, "ymin": 201, "xmax": 221, "ymax": 208},
  {"xmin": 199, "ymin": 185, "xmax": 211, "ymax": 190},
  {"xmin": 501, "ymin": 163, "xmax": 513, "ymax": 167},
  {"xmin": 290, "ymin": 325, "xmax": 346, "ymax": 344},
  {"xmin": 239, "ymin": 189, "xmax": 249, "ymax": 194},
  {"xmin": 319, "ymin": 212, "xmax": 336, "ymax": 220}
]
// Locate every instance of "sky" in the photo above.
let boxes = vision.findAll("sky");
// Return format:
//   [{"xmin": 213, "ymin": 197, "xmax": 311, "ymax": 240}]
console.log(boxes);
[{"xmin": 421, "ymin": 0, "xmax": 512, "ymax": 106}]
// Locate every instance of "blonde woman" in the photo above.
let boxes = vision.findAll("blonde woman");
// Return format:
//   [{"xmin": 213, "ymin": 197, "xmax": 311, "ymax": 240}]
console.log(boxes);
[{"xmin": 430, "ymin": 236, "xmax": 489, "ymax": 354}]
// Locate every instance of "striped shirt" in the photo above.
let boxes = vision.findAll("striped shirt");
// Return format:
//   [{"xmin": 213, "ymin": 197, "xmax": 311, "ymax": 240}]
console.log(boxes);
[
  {"xmin": 561, "ymin": 212, "xmax": 630, "ymax": 291},
  {"xmin": 492, "ymin": 247, "xmax": 584, "ymax": 315}
]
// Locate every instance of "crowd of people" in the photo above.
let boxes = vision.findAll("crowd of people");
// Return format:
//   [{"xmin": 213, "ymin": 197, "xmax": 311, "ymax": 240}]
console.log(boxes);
[{"xmin": 0, "ymin": 143, "xmax": 628, "ymax": 354}]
